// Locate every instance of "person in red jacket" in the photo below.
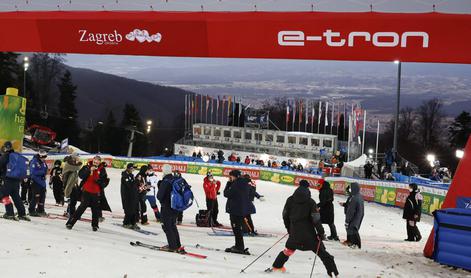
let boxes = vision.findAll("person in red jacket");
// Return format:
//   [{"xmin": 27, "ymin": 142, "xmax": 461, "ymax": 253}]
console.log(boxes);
[
  {"xmin": 66, "ymin": 156, "xmax": 108, "ymax": 231},
  {"xmin": 203, "ymin": 173, "xmax": 222, "ymax": 227}
]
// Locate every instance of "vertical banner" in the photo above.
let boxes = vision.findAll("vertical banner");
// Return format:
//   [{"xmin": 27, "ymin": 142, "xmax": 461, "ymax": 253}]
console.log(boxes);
[
  {"xmin": 317, "ymin": 101, "xmax": 322, "ymax": 134},
  {"xmin": 0, "ymin": 88, "xmax": 26, "ymax": 152},
  {"xmin": 292, "ymin": 100, "xmax": 296, "ymax": 132}
]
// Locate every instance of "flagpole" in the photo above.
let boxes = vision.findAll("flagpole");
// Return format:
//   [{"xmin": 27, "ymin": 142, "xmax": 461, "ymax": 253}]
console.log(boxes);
[
  {"xmin": 324, "ymin": 102, "xmax": 328, "ymax": 134},
  {"xmin": 331, "ymin": 102, "xmax": 334, "ymax": 135},
  {"xmin": 375, "ymin": 119, "xmax": 380, "ymax": 162},
  {"xmin": 347, "ymin": 115, "xmax": 352, "ymax": 162},
  {"xmin": 361, "ymin": 109, "xmax": 367, "ymax": 154},
  {"xmin": 305, "ymin": 100, "xmax": 308, "ymax": 132},
  {"xmin": 311, "ymin": 105, "xmax": 314, "ymax": 133}
]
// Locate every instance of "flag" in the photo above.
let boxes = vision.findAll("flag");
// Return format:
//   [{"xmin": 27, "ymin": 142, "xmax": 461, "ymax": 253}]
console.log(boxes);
[
  {"xmin": 227, "ymin": 96, "xmax": 232, "ymax": 117},
  {"xmin": 299, "ymin": 99, "xmax": 303, "ymax": 125},
  {"xmin": 305, "ymin": 100, "xmax": 308, "ymax": 131},
  {"xmin": 206, "ymin": 95, "xmax": 210, "ymax": 113},
  {"xmin": 292, "ymin": 100, "xmax": 296, "ymax": 131},
  {"xmin": 311, "ymin": 105, "xmax": 315, "ymax": 131},
  {"xmin": 325, "ymin": 102, "xmax": 329, "ymax": 126},
  {"xmin": 318, "ymin": 101, "xmax": 322, "ymax": 125},
  {"xmin": 331, "ymin": 102, "xmax": 335, "ymax": 132},
  {"xmin": 286, "ymin": 103, "xmax": 290, "ymax": 130}
]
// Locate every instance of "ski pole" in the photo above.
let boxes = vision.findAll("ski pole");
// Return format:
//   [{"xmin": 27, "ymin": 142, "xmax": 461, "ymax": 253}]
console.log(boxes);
[
  {"xmin": 240, "ymin": 233, "xmax": 288, "ymax": 273},
  {"xmin": 309, "ymin": 237, "xmax": 322, "ymax": 278}
]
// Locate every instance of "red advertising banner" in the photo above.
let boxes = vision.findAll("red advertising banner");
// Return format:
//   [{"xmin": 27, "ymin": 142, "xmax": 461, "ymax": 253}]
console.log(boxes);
[
  {"xmin": 294, "ymin": 175, "xmax": 321, "ymax": 189},
  {"xmin": 360, "ymin": 184, "xmax": 376, "ymax": 202},
  {"xmin": 331, "ymin": 181, "xmax": 347, "ymax": 195},
  {"xmin": 223, "ymin": 167, "xmax": 260, "ymax": 180},
  {"xmin": 395, "ymin": 188, "xmax": 410, "ymax": 208},
  {"xmin": 149, "ymin": 162, "xmax": 188, "ymax": 173},
  {"xmin": 0, "ymin": 11, "xmax": 470, "ymax": 63}
]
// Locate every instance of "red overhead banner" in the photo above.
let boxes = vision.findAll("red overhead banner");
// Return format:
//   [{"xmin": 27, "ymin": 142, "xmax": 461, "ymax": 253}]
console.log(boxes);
[{"xmin": 0, "ymin": 11, "xmax": 470, "ymax": 63}]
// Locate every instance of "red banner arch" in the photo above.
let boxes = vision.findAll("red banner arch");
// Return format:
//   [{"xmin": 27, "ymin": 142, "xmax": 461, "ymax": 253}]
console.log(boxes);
[{"xmin": 0, "ymin": 11, "xmax": 470, "ymax": 63}]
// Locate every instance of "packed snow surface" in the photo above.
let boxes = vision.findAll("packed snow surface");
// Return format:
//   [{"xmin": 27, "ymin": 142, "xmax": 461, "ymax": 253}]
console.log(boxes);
[{"xmin": 0, "ymin": 169, "xmax": 469, "ymax": 278}]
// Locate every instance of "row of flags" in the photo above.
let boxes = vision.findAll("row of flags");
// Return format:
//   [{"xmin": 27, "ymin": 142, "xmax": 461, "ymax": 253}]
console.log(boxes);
[
  {"xmin": 285, "ymin": 100, "xmax": 364, "ymax": 138},
  {"xmin": 184, "ymin": 94, "xmax": 243, "ymax": 130}
]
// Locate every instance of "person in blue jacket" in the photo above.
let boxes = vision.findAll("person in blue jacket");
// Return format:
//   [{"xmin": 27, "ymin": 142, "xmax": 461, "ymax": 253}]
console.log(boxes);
[{"xmin": 29, "ymin": 150, "xmax": 49, "ymax": 217}]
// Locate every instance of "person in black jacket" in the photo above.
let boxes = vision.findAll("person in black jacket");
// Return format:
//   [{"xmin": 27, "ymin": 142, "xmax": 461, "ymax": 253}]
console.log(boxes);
[
  {"xmin": 157, "ymin": 164, "xmax": 184, "ymax": 253},
  {"xmin": 224, "ymin": 170, "xmax": 251, "ymax": 254},
  {"xmin": 50, "ymin": 160, "xmax": 64, "ymax": 206},
  {"xmin": 121, "ymin": 163, "xmax": 139, "ymax": 230},
  {"xmin": 0, "ymin": 141, "xmax": 30, "ymax": 221},
  {"xmin": 135, "ymin": 165, "xmax": 150, "ymax": 225},
  {"xmin": 403, "ymin": 183, "xmax": 423, "ymax": 242},
  {"xmin": 268, "ymin": 180, "xmax": 339, "ymax": 277},
  {"xmin": 363, "ymin": 161, "xmax": 374, "ymax": 179},
  {"xmin": 318, "ymin": 180, "xmax": 339, "ymax": 241}
]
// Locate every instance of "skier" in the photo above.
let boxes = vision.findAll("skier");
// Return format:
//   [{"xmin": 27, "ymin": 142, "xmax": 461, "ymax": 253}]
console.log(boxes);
[
  {"xmin": 63, "ymin": 154, "xmax": 82, "ymax": 217},
  {"xmin": 343, "ymin": 182, "xmax": 364, "ymax": 249},
  {"xmin": 173, "ymin": 170, "xmax": 185, "ymax": 224},
  {"xmin": 267, "ymin": 180, "xmax": 339, "ymax": 277},
  {"xmin": 96, "ymin": 160, "xmax": 112, "ymax": 222},
  {"xmin": 318, "ymin": 179, "xmax": 339, "ymax": 241},
  {"xmin": 157, "ymin": 164, "xmax": 184, "ymax": 253},
  {"xmin": 50, "ymin": 160, "xmax": 64, "ymax": 206},
  {"xmin": 146, "ymin": 165, "xmax": 162, "ymax": 222},
  {"xmin": 28, "ymin": 150, "xmax": 49, "ymax": 217},
  {"xmin": 135, "ymin": 165, "xmax": 150, "ymax": 225},
  {"xmin": 66, "ymin": 156, "xmax": 108, "ymax": 231},
  {"xmin": 203, "ymin": 172, "xmax": 221, "ymax": 227},
  {"xmin": 0, "ymin": 141, "xmax": 30, "ymax": 221},
  {"xmin": 403, "ymin": 183, "xmax": 423, "ymax": 242},
  {"xmin": 121, "ymin": 163, "xmax": 139, "ymax": 230},
  {"xmin": 244, "ymin": 174, "xmax": 264, "ymax": 236},
  {"xmin": 224, "ymin": 169, "xmax": 251, "ymax": 255}
]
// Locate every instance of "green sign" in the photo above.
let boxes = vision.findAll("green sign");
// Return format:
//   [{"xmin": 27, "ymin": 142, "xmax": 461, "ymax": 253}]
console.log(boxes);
[
  {"xmin": 374, "ymin": 186, "xmax": 397, "ymax": 205},
  {"xmin": 0, "ymin": 94, "xmax": 26, "ymax": 152},
  {"xmin": 260, "ymin": 170, "xmax": 295, "ymax": 185}
]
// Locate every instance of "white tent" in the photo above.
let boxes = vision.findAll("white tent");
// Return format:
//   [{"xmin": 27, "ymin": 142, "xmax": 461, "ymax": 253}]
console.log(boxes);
[{"xmin": 341, "ymin": 154, "xmax": 368, "ymax": 177}]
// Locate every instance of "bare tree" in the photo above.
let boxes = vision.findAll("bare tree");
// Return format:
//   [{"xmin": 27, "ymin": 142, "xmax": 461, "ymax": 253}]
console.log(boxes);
[{"xmin": 416, "ymin": 98, "xmax": 444, "ymax": 151}]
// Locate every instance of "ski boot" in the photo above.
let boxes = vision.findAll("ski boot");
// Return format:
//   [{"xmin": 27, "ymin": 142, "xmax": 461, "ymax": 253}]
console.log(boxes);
[
  {"xmin": 225, "ymin": 246, "xmax": 250, "ymax": 255},
  {"xmin": 37, "ymin": 212, "xmax": 49, "ymax": 217},
  {"xmin": 327, "ymin": 236, "xmax": 340, "ymax": 241},
  {"xmin": 66, "ymin": 223, "xmax": 73, "ymax": 230},
  {"xmin": 3, "ymin": 213, "xmax": 19, "ymax": 221},
  {"xmin": 99, "ymin": 217, "xmax": 105, "ymax": 223},
  {"xmin": 18, "ymin": 215, "xmax": 31, "ymax": 221},
  {"xmin": 92, "ymin": 226, "xmax": 99, "ymax": 232},
  {"xmin": 264, "ymin": 267, "xmax": 286, "ymax": 273},
  {"xmin": 123, "ymin": 224, "xmax": 133, "ymax": 229},
  {"xmin": 29, "ymin": 211, "xmax": 40, "ymax": 217},
  {"xmin": 176, "ymin": 246, "xmax": 186, "ymax": 254},
  {"xmin": 131, "ymin": 224, "xmax": 141, "ymax": 231}
]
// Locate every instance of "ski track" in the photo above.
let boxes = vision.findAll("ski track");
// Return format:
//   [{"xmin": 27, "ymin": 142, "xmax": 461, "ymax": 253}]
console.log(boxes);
[{"xmin": 0, "ymin": 169, "xmax": 469, "ymax": 278}]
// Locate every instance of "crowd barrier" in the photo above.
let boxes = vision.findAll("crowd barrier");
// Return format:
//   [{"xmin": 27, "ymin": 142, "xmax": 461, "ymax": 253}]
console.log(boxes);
[{"xmin": 33, "ymin": 153, "xmax": 447, "ymax": 216}]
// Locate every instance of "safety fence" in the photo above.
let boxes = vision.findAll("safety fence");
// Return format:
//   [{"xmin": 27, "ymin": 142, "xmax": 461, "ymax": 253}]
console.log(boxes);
[{"xmin": 38, "ymin": 153, "xmax": 447, "ymax": 215}]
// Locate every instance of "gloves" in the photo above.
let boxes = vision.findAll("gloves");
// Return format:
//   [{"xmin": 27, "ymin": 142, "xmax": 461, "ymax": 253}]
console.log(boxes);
[
  {"xmin": 259, "ymin": 196, "xmax": 266, "ymax": 202},
  {"xmin": 217, "ymin": 192, "xmax": 220, "ymax": 195}
]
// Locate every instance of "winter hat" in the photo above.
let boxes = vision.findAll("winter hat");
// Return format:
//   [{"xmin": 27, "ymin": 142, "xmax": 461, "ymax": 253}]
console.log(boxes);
[
  {"xmin": 126, "ymin": 163, "xmax": 135, "ymax": 169},
  {"xmin": 3, "ymin": 141, "xmax": 12, "ymax": 151},
  {"xmin": 38, "ymin": 150, "xmax": 48, "ymax": 158},
  {"xmin": 54, "ymin": 160, "xmax": 62, "ymax": 166},
  {"xmin": 229, "ymin": 169, "xmax": 241, "ymax": 178},
  {"xmin": 162, "ymin": 164, "xmax": 173, "ymax": 176},
  {"xmin": 299, "ymin": 180, "xmax": 310, "ymax": 188},
  {"xmin": 409, "ymin": 183, "xmax": 418, "ymax": 192}
]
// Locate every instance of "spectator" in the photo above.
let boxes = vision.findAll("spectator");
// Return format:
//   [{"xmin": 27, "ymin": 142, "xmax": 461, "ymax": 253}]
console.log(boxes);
[{"xmin": 244, "ymin": 156, "xmax": 251, "ymax": 164}]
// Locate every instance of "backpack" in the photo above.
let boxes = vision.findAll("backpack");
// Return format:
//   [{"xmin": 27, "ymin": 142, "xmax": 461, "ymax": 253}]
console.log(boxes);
[
  {"xmin": 170, "ymin": 177, "xmax": 194, "ymax": 212},
  {"xmin": 6, "ymin": 152, "xmax": 29, "ymax": 179}
]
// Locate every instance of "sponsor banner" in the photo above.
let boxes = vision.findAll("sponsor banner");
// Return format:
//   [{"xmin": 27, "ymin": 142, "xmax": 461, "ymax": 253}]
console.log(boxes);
[
  {"xmin": 0, "ymin": 94, "xmax": 26, "ymax": 152},
  {"xmin": 149, "ymin": 162, "xmax": 188, "ymax": 173},
  {"xmin": 294, "ymin": 175, "xmax": 321, "ymax": 189},
  {"xmin": 0, "ymin": 12, "xmax": 470, "ymax": 63},
  {"xmin": 395, "ymin": 188, "xmax": 410, "ymax": 208},
  {"xmin": 422, "ymin": 192, "xmax": 444, "ymax": 214},
  {"xmin": 359, "ymin": 184, "xmax": 376, "ymax": 202},
  {"xmin": 223, "ymin": 167, "xmax": 260, "ymax": 180},
  {"xmin": 187, "ymin": 165, "xmax": 224, "ymax": 177},
  {"xmin": 260, "ymin": 170, "xmax": 295, "ymax": 185},
  {"xmin": 374, "ymin": 186, "xmax": 397, "ymax": 206},
  {"xmin": 331, "ymin": 180, "xmax": 346, "ymax": 195}
]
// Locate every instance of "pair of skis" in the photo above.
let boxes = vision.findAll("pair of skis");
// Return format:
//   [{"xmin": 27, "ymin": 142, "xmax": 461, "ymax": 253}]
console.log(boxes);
[
  {"xmin": 208, "ymin": 228, "xmax": 277, "ymax": 238},
  {"xmin": 130, "ymin": 241, "xmax": 207, "ymax": 259}
]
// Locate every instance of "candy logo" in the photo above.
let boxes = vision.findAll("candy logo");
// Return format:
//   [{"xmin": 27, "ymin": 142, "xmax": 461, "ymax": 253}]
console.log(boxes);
[
  {"xmin": 281, "ymin": 175, "xmax": 294, "ymax": 183},
  {"xmin": 126, "ymin": 29, "xmax": 162, "ymax": 43}
]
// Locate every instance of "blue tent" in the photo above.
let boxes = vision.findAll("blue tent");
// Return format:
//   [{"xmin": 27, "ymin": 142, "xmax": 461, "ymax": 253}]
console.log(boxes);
[{"xmin": 433, "ymin": 208, "xmax": 471, "ymax": 271}]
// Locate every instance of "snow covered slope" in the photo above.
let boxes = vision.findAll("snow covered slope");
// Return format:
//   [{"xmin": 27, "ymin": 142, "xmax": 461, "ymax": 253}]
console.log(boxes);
[{"xmin": 0, "ymin": 169, "xmax": 468, "ymax": 278}]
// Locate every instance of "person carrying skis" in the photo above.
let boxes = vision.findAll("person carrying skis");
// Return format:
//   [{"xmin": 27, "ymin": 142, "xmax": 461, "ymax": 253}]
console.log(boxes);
[
  {"xmin": 63, "ymin": 154, "xmax": 82, "ymax": 217},
  {"xmin": 121, "ymin": 163, "xmax": 139, "ymax": 230},
  {"xmin": 343, "ymin": 182, "xmax": 364, "ymax": 249},
  {"xmin": 66, "ymin": 156, "xmax": 108, "ymax": 231},
  {"xmin": 157, "ymin": 164, "xmax": 184, "ymax": 253},
  {"xmin": 203, "ymin": 172, "xmax": 221, "ymax": 227},
  {"xmin": 28, "ymin": 150, "xmax": 49, "ymax": 217},
  {"xmin": 146, "ymin": 164, "xmax": 162, "ymax": 222},
  {"xmin": 268, "ymin": 180, "xmax": 339, "ymax": 277},
  {"xmin": 403, "ymin": 183, "xmax": 423, "ymax": 242},
  {"xmin": 50, "ymin": 160, "xmax": 64, "ymax": 206},
  {"xmin": 224, "ymin": 169, "xmax": 251, "ymax": 255},
  {"xmin": 318, "ymin": 179, "xmax": 339, "ymax": 241},
  {"xmin": 0, "ymin": 141, "xmax": 30, "ymax": 221},
  {"xmin": 135, "ymin": 165, "xmax": 150, "ymax": 225}
]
